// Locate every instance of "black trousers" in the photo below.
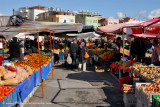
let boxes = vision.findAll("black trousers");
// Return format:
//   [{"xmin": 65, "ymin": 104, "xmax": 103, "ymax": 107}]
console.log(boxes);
[{"xmin": 71, "ymin": 53, "xmax": 77, "ymax": 69}]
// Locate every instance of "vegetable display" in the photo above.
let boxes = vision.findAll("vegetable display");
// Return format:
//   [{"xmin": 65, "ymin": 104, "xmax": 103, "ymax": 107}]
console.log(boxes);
[{"xmin": 0, "ymin": 85, "xmax": 16, "ymax": 101}]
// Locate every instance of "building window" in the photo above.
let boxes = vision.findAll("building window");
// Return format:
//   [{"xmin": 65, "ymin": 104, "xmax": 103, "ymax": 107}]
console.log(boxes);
[
  {"xmin": 45, "ymin": 13, "xmax": 50, "ymax": 17},
  {"xmin": 109, "ymin": 22, "xmax": 113, "ymax": 24},
  {"xmin": 94, "ymin": 20, "xmax": 98, "ymax": 23},
  {"xmin": 70, "ymin": 19, "xmax": 74, "ymax": 22},
  {"xmin": 114, "ymin": 22, "xmax": 118, "ymax": 24},
  {"xmin": 90, "ymin": 20, "xmax": 92, "ymax": 24},
  {"xmin": 60, "ymin": 18, "xmax": 64, "ymax": 22}
]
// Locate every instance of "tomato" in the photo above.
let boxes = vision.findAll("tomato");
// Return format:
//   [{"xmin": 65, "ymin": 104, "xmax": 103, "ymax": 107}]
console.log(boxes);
[
  {"xmin": 1, "ymin": 90, "xmax": 4, "ymax": 96},
  {"xmin": 4, "ymin": 91, "xmax": 10, "ymax": 96},
  {"xmin": 11, "ymin": 87, "xmax": 16, "ymax": 92},
  {"xmin": 4, "ymin": 88, "xmax": 10, "ymax": 93},
  {"xmin": 7, "ymin": 86, "xmax": 12, "ymax": 90},
  {"xmin": 0, "ymin": 95, "xmax": 5, "ymax": 101}
]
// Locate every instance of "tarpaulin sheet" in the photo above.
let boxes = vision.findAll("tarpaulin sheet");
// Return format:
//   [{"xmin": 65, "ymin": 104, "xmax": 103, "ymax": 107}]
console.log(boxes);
[
  {"xmin": 34, "ymin": 69, "xmax": 41, "ymax": 87},
  {"xmin": 16, "ymin": 73, "xmax": 34, "ymax": 102},
  {"xmin": 0, "ymin": 89, "xmax": 18, "ymax": 107},
  {"xmin": 48, "ymin": 61, "xmax": 52, "ymax": 72},
  {"xmin": 42, "ymin": 61, "xmax": 52, "ymax": 79},
  {"xmin": 42, "ymin": 65, "xmax": 48, "ymax": 80}
]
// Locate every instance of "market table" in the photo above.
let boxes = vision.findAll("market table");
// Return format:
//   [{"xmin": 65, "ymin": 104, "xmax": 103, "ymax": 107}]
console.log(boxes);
[
  {"xmin": 0, "ymin": 89, "xmax": 18, "ymax": 107},
  {"xmin": 1, "ymin": 60, "xmax": 53, "ymax": 105}
]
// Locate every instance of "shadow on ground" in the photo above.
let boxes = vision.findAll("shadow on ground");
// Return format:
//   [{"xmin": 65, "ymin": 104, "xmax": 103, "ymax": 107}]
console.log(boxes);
[{"xmin": 53, "ymin": 61, "xmax": 124, "ymax": 107}]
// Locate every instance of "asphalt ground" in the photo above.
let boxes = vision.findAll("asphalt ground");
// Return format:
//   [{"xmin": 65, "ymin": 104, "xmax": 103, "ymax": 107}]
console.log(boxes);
[{"xmin": 24, "ymin": 61, "xmax": 124, "ymax": 107}]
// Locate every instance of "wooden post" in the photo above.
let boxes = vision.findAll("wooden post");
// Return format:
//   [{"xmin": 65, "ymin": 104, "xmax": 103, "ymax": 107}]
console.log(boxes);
[
  {"xmin": 50, "ymin": 31, "xmax": 54, "ymax": 80},
  {"xmin": 37, "ymin": 32, "xmax": 44, "ymax": 98},
  {"xmin": 2, "ymin": 37, "xmax": 4, "ymax": 59}
]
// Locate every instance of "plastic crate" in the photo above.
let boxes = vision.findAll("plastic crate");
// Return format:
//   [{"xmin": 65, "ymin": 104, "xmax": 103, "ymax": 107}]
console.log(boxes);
[
  {"xmin": 123, "ymin": 93, "xmax": 136, "ymax": 107},
  {"xmin": 153, "ymin": 95, "xmax": 160, "ymax": 107},
  {"xmin": 59, "ymin": 52, "xmax": 64, "ymax": 56},
  {"xmin": 59, "ymin": 56, "xmax": 64, "ymax": 60}
]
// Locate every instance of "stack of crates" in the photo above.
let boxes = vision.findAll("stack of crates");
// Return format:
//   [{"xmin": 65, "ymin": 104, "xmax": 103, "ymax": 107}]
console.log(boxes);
[
  {"xmin": 123, "ymin": 93, "xmax": 136, "ymax": 107},
  {"xmin": 59, "ymin": 52, "xmax": 64, "ymax": 60}
]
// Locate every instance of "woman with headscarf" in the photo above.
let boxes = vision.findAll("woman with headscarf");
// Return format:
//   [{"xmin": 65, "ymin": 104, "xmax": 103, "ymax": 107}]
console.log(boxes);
[{"xmin": 78, "ymin": 42, "xmax": 87, "ymax": 72}]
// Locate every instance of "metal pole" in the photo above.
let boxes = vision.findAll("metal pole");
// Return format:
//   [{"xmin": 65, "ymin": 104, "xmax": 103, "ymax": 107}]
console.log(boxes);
[
  {"xmin": 52, "ymin": 31, "xmax": 54, "ymax": 80},
  {"xmin": 2, "ymin": 38, "xmax": 4, "ymax": 59},
  {"xmin": 122, "ymin": 28, "xmax": 125, "ymax": 73},
  {"xmin": 37, "ymin": 32, "xmax": 44, "ymax": 98},
  {"xmin": 50, "ymin": 31, "xmax": 54, "ymax": 80}
]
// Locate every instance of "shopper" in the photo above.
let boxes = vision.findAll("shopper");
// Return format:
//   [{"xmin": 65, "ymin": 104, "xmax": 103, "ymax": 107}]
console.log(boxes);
[
  {"xmin": 69, "ymin": 39, "xmax": 78, "ymax": 69},
  {"xmin": 31, "ymin": 38, "xmax": 38, "ymax": 53},
  {"xmin": 20, "ymin": 40, "xmax": 25, "ymax": 58},
  {"xmin": 112, "ymin": 37, "xmax": 121, "ymax": 61},
  {"xmin": 77, "ymin": 42, "xmax": 87, "ymax": 72},
  {"xmin": 9, "ymin": 37, "xmax": 20, "ymax": 60},
  {"xmin": 151, "ymin": 39, "xmax": 160, "ymax": 66}
]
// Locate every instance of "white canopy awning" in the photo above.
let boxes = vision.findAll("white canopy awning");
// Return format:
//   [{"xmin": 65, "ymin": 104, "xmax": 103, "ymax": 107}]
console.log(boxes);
[
  {"xmin": 66, "ymin": 32, "xmax": 100, "ymax": 39},
  {"xmin": 0, "ymin": 16, "xmax": 83, "ymax": 39}
]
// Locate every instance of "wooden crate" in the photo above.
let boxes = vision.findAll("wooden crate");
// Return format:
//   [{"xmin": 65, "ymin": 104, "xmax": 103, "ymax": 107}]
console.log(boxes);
[{"xmin": 95, "ymin": 65, "xmax": 105, "ymax": 72}]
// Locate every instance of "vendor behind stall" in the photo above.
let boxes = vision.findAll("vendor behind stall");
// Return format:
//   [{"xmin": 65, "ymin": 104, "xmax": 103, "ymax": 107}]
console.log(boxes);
[
  {"xmin": 111, "ymin": 37, "xmax": 121, "ymax": 61},
  {"xmin": 151, "ymin": 39, "xmax": 160, "ymax": 66},
  {"xmin": 31, "ymin": 38, "xmax": 38, "ymax": 53},
  {"xmin": 9, "ymin": 37, "xmax": 20, "ymax": 60}
]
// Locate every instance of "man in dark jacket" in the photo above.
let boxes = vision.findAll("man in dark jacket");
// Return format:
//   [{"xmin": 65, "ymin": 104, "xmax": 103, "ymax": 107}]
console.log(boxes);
[
  {"xmin": 69, "ymin": 39, "xmax": 78, "ymax": 69},
  {"xmin": 9, "ymin": 37, "xmax": 20, "ymax": 60},
  {"xmin": 31, "ymin": 38, "xmax": 38, "ymax": 53}
]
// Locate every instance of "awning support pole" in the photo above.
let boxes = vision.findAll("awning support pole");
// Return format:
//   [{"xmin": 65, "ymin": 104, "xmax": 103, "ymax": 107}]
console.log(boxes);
[
  {"xmin": 50, "ymin": 31, "xmax": 54, "ymax": 80},
  {"xmin": 2, "ymin": 38, "xmax": 4, "ymax": 59},
  {"xmin": 37, "ymin": 32, "xmax": 44, "ymax": 98}
]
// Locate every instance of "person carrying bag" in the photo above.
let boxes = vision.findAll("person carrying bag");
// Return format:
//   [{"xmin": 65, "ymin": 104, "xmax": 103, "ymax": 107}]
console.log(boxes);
[{"xmin": 78, "ymin": 42, "xmax": 88, "ymax": 72}]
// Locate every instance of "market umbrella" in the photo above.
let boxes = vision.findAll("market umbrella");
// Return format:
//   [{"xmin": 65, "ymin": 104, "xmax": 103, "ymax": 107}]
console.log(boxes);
[
  {"xmin": 126, "ymin": 17, "xmax": 160, "ymax": 35},
  {"xmin": 97, "ymin": 21, "xmax": 140, "ymax": 34}
]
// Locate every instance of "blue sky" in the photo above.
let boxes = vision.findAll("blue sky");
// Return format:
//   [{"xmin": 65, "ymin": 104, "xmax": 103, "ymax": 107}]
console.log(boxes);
[{"xmin": 0, "ymin": 0, "xmax": 160, "ymax": 20}]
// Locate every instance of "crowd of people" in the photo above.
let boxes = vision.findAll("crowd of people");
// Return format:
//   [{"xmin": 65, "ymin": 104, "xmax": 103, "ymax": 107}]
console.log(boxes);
[
  {"xmin": 68, "ymin": 39, "xmax": 88, "ymax": 72},
  {"xmin": 1, "ymin": 35, "xmax": 160, "ymax": 67}
]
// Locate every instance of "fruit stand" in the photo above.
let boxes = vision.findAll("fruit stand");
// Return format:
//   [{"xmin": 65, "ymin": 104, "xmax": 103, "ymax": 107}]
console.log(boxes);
[
  {"xmin": 0, "ymin": 53, "xmax": 53, "ymax": 106},
  {"xmin": 88, "ymin": 48, "xmax": 115, "ymax": 71}
]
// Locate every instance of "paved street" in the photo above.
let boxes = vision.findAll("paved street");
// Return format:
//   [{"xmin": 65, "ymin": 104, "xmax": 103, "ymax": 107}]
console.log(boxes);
[{"xmin": 24, "ymin": 61, "xmax": 124, "ymax": 107}]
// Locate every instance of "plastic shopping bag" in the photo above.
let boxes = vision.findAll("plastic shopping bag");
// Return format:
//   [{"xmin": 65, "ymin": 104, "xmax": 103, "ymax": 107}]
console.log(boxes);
[{"xmin": 67, "ymin": 56, "xmax": 72, "ymax": 64}]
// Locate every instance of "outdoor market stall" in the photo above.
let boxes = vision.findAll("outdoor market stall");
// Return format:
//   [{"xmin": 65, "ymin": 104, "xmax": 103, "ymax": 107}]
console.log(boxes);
[
  {"xmin": 119, "ymin": 17, "xmax": 160, "ymax": 107},
  {"xmin": 0, "ymin": 15, "xmax": 83, "ymax": 106}
]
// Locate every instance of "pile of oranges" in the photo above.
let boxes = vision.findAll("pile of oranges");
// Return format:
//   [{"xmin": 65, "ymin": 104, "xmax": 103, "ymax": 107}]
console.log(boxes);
[{"xmin": 15, "ymin": 53, "xmax": 51, "ymax": 71}]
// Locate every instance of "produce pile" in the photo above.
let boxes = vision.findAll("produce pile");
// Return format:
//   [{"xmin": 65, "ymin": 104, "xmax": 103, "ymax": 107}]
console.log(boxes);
[
  {"xmin": 0, "ymin": 53, "xmax": 51, "ymax": 85},
  {"xmin": 115, "ymin": 61, "xmax": 133, "ymax": 67},
  {"xmin": 122, "ymin": 84, "xmax": 135, "ymax": 94},
  {"xmin": 0, "ymin": 65, "xmax": 32, "ymax": 85},
  {"xmin": 0, "ymin": 85, "xmax": 16, "ymax": 101},
  {"xmin": 144, "ymin": 83, "xmax": 160, "ymax": 93},
  {"xmin": 132, "ymin": 64, "xmax": 160, "ymax": 80},
  {"xmin": 137, "ymin": 83, "xmax": 160, "ymax": 93},
  {"xmin": 15, "ymin": 53, "xmax": 51, "ymax": 71},
  {"xmin": 88, "ymin": 48, "xmax": 105, "ymax": 55},
  {"xmin": 101, "ymin": 51, "xmax": 115, "ymax": 61}
]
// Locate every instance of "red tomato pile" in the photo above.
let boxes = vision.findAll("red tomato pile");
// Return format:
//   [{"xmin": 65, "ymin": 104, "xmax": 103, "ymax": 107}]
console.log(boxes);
[{"xmin": 0, "ymin": 85, "xmax": 16, "ymax": 101}]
